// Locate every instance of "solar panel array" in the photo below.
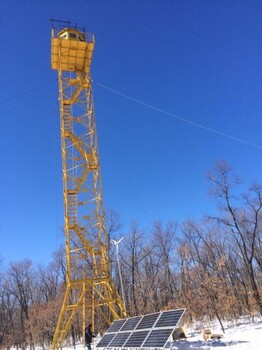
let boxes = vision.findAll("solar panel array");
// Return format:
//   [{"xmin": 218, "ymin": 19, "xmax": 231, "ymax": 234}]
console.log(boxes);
[{"xmin": 96, "ymin": 308, "xmax": 185, "ymax": 349}]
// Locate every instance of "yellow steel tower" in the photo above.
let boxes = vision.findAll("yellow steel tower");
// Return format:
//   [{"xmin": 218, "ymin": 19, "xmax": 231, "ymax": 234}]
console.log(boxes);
[{"xmin": 50, "ymin": 21, "xmax": 126, "ymax": 349}]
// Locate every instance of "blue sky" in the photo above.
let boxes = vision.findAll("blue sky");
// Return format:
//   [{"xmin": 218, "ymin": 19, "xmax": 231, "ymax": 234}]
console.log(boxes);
[{"xmin": 1, "ymin": 0, "xmax": 262, "ymax": 264}]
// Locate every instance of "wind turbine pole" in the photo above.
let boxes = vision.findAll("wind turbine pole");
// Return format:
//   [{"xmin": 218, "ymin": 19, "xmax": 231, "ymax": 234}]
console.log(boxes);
[{"xmin": 111, "ymin": 237, "xmax": 126, "ymax": 312}]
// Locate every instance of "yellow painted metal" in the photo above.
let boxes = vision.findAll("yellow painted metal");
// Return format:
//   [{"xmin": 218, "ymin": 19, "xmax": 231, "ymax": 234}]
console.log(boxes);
[
  {"xmin": 50, "ymin": 26, "xmax": 126, "ymax": 350},
  {"xmin": 51, "ymin": 29, "xmax": 94, "ymax": 72}
]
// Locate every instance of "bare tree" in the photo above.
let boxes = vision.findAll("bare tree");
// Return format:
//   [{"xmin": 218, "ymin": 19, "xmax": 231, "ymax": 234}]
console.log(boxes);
[
  {"xmin": 152, "ymin": 221, "xmax": 179, "ymax": 305},
  {"xmin": 121, "ymin": 222, "xmax": 147, "ymax": 315},
  {"xmin": 208, "ymin": 161, "xmax": 262, "ymax": 315},
  {"xmin": 3, "ymin": 260, "xmax": 36, "ymax": 349}
]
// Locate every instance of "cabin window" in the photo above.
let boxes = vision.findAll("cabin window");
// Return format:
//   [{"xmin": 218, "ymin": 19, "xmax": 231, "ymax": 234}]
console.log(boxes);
[{"xmin": 69, "ymin": 33, "xmax": 77, "ymax": 39}]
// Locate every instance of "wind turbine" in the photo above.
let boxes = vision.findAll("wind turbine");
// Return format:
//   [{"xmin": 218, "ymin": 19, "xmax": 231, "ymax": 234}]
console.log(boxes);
[{"xmin": 111, "ymin": 237, "xmax": 126, "ymax": 311}]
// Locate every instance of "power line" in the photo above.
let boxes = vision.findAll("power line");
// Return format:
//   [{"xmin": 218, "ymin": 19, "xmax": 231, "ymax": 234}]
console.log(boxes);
[
  {"xmin": 94, "ymin": 81, "xmax": 262, "ymax": 150},
  {"xmin": 2, "ymin": 78, "xmax": 261, "ymax": 150},
  {"xmin": 0, "ymin": 78, "xmax": 57, "ymax": 104}
]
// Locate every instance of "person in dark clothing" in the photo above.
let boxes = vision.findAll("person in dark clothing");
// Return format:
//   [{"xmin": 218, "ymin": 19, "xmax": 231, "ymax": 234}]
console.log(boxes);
[{"xmin": 85, "ymin": 323, "xmax": 95, "ymax": 350}]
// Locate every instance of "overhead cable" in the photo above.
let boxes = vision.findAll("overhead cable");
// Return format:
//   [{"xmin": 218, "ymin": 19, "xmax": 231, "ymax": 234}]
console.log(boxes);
[
  {"xmin": 0, "ymin": 78, "xmax": 57, "ymax": 104},
  {"xmin": 94, "ymin": 81, "xmax": 262, "ymax": 150}
]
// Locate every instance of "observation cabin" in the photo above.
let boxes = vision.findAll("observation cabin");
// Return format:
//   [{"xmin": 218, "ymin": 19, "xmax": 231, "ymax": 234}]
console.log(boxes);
[{"xmin": 51, "ymin": 27, "xmax": 95, "ymax": 73}]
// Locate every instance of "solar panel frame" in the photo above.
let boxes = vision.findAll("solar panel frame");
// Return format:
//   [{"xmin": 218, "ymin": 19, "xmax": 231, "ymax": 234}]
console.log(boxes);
[
  {"xmin": 124, "ymin": 330, "xmax": 149, "ymax": 348},
  {"xmin": 154, "ymin": 309, "xmax": 185, "ymax": 328},
  {"xmin": 106, "ymin": 319, "xmax": 127, "ymax": 333},
  {"xmin": 142, "ymin": 328, "xmax": 174, "ymax": 348},
  {"xmin": 107, "ymin": 332, "xmax": 131, "ymax": 347},
  {"xmin": 96, "ymin": 308, "xmax": 186, "ymax": 349},
  {"xmin": 136, "ymin": 312, "xmax": 160, "ymax": 330},
  {"xmin": 120, "ymin": 316, "xmax": 142, "ymax": 331},
  {"xmin": 96, "ymin": 333, "xmax": 116, "ymax": 348}
]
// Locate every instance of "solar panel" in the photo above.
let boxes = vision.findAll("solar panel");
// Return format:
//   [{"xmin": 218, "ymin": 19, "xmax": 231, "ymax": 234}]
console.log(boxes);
[
  {"xmin": 124, "ymin": 330, "xmax": 149, "ymax": 348},
  {"xmin": 108, "ymin": 332, "xmax": 131, "ymax": 347},
  {"xmin": 154, "ymin": 309, "xmax": 185, "ymax": 328},
  {"xmin": 143, "ymin": 328, "xmax": 173, "ymax": 348},
  {"xmin": 107, "ymin": 319, "xmax": 127, "ymax": 333},
  {"xmin": 96, "ymin": 333, "xmax": 116, "ymax": 348},
  {"xmin": 96, "ymin": 308, "xmax": 186, "ymax": 349},
  {"xmin": 136, "ymin": 312, "xmax": 160, "ymax": 329},
  {"xmin": 120, "ymin": 316, "xmax": 142, "ymax": 331}
]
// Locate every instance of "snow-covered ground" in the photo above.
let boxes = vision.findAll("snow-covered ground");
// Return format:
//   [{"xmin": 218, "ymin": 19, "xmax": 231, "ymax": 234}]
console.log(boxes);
[
  {"xmin": 67, "ymin": 318, "xmax": 262, "ymax": 350},
  {"xmin": 11, "ymin": 318, "xmax": 261, "ymax": 350},
  {"xmin": 170, "ymin": 318, "xmax": 262, "ymax": 349}
]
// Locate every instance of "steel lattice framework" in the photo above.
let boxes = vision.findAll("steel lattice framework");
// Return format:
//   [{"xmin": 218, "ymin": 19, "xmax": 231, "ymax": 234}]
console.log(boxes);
[{"xmin": 50, "ymin": 23, "xmax": 126, "ymax": 350}]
